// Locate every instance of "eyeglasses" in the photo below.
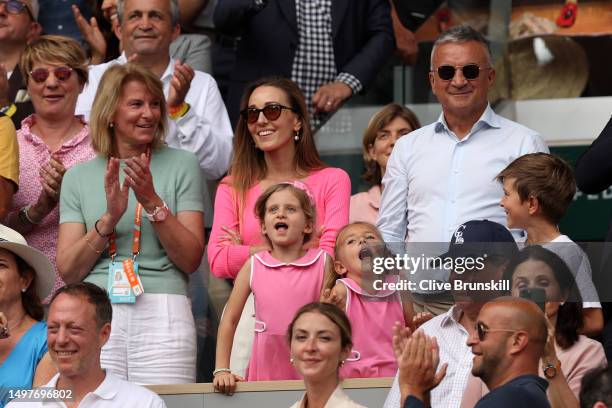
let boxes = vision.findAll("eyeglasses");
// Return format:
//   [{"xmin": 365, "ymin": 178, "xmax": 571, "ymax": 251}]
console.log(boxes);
[
  {"xmin": 0, "ymin": 0, "xmax": 34, "ymax": 20},
  {"xmin": 434, "ymin": 64, "xmax": 484, "ymax": 81},
  {"xmin": 29, "ymin": 67, "xmax": 74, "ymax": 83},
  {"xmin": 476, "ymin": 322, "xmax": 518, "ymax": 341},
  {"xmin": 240, "ymin": 104, "xmax": 296, "ymax": 124}
]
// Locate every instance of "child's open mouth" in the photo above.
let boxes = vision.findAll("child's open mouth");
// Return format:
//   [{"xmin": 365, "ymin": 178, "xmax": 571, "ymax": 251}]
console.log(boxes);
[
  {"xmin": 358, "ymin": 247, "xmax": 373, "ymax": 260},
  {"xmin": 274, "ymin": 222, "xmax": 288, "ymax": 232}
]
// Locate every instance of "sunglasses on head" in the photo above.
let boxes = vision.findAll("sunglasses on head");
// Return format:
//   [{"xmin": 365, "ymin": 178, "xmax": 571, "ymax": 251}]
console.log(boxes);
[
  {"xmin": 29, "ymin": 67, "xmax": 74, "ymax": 83},
  {"xmin": 1, "ymin": 0, "xmax": 34, "ymax": 19},
  {"xmin": 475, "ymin": 321, "xmax": 517, "ymax": 341},
  {"xmin": 435, "ymin": 64, "xmax": 483, "ymax": 81},
  {"xmin": 240, "ymin": 103, "xmax": 296, "ymax": 124}
]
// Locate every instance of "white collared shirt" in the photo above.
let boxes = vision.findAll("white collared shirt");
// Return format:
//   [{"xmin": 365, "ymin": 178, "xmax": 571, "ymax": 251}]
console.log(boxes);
[
  {"xmin": 376, "ymin": 105, "xmax": 547, "ymax": 287},
  {"xmin": 377, "ymin": 104, "xmax": 548, "ymax": 244},
  {"xmin": 75, "ymin": 54, "xmax": 234, "ymax": 226},
  {"xmin": 6, "ymin": 371, "xmax": 166, "ymax": 407},
  {"xmin": 383, "ymin": 306, "xmax": 473, "ymax": 408}
]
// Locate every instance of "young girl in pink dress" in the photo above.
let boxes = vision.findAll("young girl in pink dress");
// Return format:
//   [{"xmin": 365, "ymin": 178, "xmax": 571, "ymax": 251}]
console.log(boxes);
[
  {"xmin": 323, "ymin": 221, "xmax": 412, "ymax": 378},
  {"xmin": 213, "ymin": 183, "xmax": 334, "ymax": 395}
]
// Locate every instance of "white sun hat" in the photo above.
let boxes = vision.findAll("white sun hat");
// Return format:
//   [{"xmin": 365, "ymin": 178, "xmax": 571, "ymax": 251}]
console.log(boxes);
[{"xmin": 0, "ymin": 224, "xmax": 54, "ymax": 299}]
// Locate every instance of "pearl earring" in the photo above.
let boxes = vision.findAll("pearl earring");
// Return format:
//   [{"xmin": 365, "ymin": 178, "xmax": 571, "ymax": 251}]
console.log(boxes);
[
  {"xmin": 109, "ymin": 122, "xmax": 114, "ymax": 128},
  {"xmin": 290, "ymin": 357, "xmax": 295, "ymax": 365},
  {"xmin": 294, "ymin": 130, "xmax": 300, "ymax": 141},
  {"xmin": 21, "ymin": 287, "xmax": 27, "ymax": 293}
]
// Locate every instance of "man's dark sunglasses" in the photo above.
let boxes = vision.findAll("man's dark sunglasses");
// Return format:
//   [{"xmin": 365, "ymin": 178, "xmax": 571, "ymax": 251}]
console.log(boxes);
[
  {"xmin": 434, "ymin": 64, "xmax": 484, "ymax": 81},
  {"xmin": 476, "ymin": 321, "xmax": 517, "ymax": 341},
  {"xmin": 1, "ymin": 0, "xmax": 34, "ymax": 20},
  {"xmin": 240, "ymin": 104, "xmax": 296, "ymax": 124}
]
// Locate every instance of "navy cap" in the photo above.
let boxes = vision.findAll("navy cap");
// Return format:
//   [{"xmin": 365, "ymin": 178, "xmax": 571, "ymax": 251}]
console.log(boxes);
[{"xmin": 442, "ymin": 220, "xmax": 519, "ymax": 261}]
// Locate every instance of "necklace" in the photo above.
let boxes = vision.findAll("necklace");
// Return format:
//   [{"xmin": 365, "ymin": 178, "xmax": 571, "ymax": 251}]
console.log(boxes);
[{"xmin": 0, "ymin": 313, "xmax": 27, "ymax": 339}]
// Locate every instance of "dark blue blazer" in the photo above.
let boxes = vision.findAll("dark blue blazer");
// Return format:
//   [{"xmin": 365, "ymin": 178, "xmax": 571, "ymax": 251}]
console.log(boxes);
[{"xmin": 215, "ymin": 0, "xmax": 395, "ymax": 124}]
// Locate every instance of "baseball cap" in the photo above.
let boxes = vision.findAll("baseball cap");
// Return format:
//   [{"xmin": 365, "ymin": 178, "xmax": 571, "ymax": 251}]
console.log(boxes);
[{"xmin": 441, "ymin": 220, "xmax": 519, "ymax": 262}]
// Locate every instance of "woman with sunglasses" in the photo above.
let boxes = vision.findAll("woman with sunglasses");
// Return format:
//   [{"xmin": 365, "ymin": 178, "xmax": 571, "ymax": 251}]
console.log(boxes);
[
  {"xmin": 461, "ymin": 246, "xmax": 607, "ymax": 408},
  {"xmin": 350, "ymin": 103, "xmax": 420, "ymax": 224},
  {"xmin": 209, "ymin": 76, "xmax": 350, "ymax": 279},
  {"xmin": 208, "ymin": 77, "xmax": 350, "ymax": 376},
  {"xmin": 3, "ymin": 35, "xmax": 95, "ymax": 301},
  {"xmin": 56, "ymin": 63, "xmax": 205, "ymax": 384}
]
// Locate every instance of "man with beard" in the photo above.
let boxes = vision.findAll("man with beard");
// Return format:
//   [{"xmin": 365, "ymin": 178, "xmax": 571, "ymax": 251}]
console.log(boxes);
[
  {"xmin": 385, "ymin": 220, "xmax": 518, "ymax": 408},
  {"xmin": 397, "ymin": 297, "xmax": 550, "ymax": 408}
]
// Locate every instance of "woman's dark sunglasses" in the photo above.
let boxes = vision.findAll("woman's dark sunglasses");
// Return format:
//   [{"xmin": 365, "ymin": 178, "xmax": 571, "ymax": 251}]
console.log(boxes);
[
  {"xmin": 435, "ymin": 64, "xmax": 482, "ymax": 81},
  {"xmin": 29, "ymin": 67, "xmax": 73, "ymax": 83},
  {"xmin": 1, "ymin": 0, "xmax": 34, "ymax": 19},
  {"xmin": 240, "ymin": 104, "xmax": 296, "ymax": 124},
  {"xmin": 476, "ymin": 321, "xmax": 517, "ymax": 341}
]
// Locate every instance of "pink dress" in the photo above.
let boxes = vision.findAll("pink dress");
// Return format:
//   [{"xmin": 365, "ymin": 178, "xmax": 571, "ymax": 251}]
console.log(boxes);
[
  {"xmin": 338, "ymin": 277, "xmax": 405, "ymax": 378},
  {"xmin": 208, "ymin": 167, "xmax": 351, "ymax": 279},
  {"xmin": 246, "ymin": 248, "xmax": 328, "ymax": 381}
]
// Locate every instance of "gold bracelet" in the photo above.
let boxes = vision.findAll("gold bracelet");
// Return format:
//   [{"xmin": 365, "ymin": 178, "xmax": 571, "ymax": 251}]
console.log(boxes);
[{"xmin": 85, "ymin": 237, "xmax": 103, "ymax": 254}]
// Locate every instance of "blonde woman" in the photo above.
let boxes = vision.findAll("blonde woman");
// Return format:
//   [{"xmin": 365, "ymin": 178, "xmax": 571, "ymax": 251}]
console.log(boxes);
[{"xmin": 56, "ymin": 63, "xmax": 205, "ymax": 384}]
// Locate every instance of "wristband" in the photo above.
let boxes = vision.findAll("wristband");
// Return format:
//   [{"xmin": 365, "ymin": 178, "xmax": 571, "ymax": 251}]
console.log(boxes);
[
  {"xmin": 213, "ymin": 368, "xmax": 231, "ymax": 376},
  {"xmin": 94, "ymin": 219, "xmax": 114, "ymax": 238},
  {"xmin": 20, "ymin": 205, "xmax": 40, "ymax": 225},
  {"xmin": 168, "ymin": 102, "xmax": 189, "ymax": 119}
]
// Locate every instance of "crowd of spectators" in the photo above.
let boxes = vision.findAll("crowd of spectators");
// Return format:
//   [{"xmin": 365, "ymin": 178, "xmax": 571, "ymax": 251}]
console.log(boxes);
[{"xmin": 1, "ymin": 0, "xmax": 611, "ymax": 407}]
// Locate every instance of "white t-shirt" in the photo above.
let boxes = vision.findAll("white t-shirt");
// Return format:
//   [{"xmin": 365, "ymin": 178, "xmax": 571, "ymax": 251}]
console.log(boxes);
[{"xmin": 543, "ymin": 234, "xmax": 601, "ymax": 309}]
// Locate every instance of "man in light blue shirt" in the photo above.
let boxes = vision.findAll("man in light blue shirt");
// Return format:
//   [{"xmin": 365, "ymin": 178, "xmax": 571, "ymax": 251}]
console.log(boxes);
[{"xmin": 377, "ymin": 25, "xmax": 548, "ymax": 318}]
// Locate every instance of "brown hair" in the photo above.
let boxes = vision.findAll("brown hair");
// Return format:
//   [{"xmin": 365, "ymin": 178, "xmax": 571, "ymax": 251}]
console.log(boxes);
[
  {"xmin": 228, "ymin": 77, "xmax": 326, "ymax": 209},
  {"xmin": 287, "ymin": 302, "xmax": 353, "ymax": 352},
  {"xmin": 89, "ymin": 63, "xmax": 167, "ymax": 157},
  {"xmin": 15, "ymin": 255, "xmax": 43, "ymax": 321},
  {"xmin": 254, "ymin": 183, "xmax": 317, "ymax": 245},
  {"xmin": 50, "ymin": 282, "xmax": 112, "ymax": 329},
  {"xmin": 496, "ymin": 153, "xmax": 576, "ymax": 224},
  {"xmin": 362, "ymin": 103, "xmax": 421, "ymax": 186},
  {"xmin": 20, "ymin": 35, "xmax": 88, "ymax": 87}
]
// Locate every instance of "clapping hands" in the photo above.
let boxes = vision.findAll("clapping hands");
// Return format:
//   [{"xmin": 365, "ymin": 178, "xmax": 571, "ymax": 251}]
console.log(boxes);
[{"xmin": 397, "ymin": 330, "xmax": 447, "ymax": 405}]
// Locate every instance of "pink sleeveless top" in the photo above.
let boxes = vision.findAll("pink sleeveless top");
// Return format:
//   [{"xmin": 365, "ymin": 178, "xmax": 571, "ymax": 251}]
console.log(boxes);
[
  {"xmin": 338, "ymin": 277, "xmax": 405, "ymax": 378},
  {"xmin": 246, "ymin": 248, "xmax": 327, "ymax": 381}
]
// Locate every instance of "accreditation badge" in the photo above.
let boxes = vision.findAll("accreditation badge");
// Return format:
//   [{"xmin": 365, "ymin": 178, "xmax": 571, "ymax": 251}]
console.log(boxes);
[{"xmin": 107, "ymin": 260, "xmax": 144, "ymax": 303}]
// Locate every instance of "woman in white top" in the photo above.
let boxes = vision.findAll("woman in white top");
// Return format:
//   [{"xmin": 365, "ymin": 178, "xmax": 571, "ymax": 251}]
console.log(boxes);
[{"xmin": 288, "ymin": 302, "xmax": 366, "ymax": 408}]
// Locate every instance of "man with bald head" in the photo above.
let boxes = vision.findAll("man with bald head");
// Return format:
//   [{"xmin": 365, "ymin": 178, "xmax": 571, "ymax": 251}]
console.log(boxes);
[
  {"xmin": 398, "ymin": 297, "xmax": 550, "ymax": 407},
  {"xmin": 465, "ymin": 297, "xmax": 550, "ymax": 407}
]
